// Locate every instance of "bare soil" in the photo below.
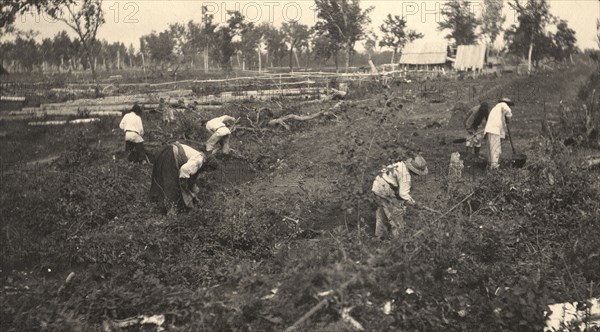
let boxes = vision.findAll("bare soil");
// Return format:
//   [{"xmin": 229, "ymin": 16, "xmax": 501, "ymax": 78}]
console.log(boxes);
[{"xmin": 1, "ymin": 63, "xmax": 599, "ymax": 331}]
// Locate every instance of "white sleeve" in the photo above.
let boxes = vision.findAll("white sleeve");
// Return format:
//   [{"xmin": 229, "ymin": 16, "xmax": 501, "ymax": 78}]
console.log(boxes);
[
  {"xmin": 179, "ymin": 155, "xmax": 204, "ymax": 178},
  {"xmin": 119, "ymin": 116, "xmax": 126, "ymax": 130},
  {"xmin": 137, "ymin": 116, "xmax": 144, "ymax": 135},
  {"xmin": 396, "ymin": 166, "xmax": 415, "ymax": 203},
  {"xmin": 503, "ymin": 105, "xmax": 513, "ymax": 119}
]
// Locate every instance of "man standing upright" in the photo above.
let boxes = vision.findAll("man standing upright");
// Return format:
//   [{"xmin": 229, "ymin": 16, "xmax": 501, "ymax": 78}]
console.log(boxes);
[
  {"xmin": 119, "ymin": 103, "xmax": 147, "ymax": 163},
  {"xmin": 484, "ymin": 98, "xmax": 514, "ymax": 170}
]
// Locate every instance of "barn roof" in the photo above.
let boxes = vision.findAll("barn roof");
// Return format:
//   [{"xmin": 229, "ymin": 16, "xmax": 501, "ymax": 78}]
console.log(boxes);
[
  {"xmin": 399, "ymin": 40, "xmax": 449, "ymax": 65},
  {"xmin": 454, "ymin": 44, "xmax": 487, "ymax": 71}
]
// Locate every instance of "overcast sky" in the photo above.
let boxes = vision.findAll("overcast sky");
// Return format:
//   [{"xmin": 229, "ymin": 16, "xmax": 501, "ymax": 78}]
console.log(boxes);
[{"xmin": 6, "ymin": 0, "xmax": 600, "ymax": 51}]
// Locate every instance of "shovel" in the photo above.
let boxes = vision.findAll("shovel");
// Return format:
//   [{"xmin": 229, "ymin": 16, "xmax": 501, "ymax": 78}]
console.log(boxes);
[{"xmin": 505, "ymin": 119, "xmax": 527, "ymax": 168}]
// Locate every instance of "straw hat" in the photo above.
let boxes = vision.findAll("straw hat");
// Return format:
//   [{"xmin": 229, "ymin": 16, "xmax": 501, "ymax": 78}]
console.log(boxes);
[
  {"xmin": 405, "ymin": 155, "xmax": 428, "ymax": 176},
  {"xmin": 498, "ymin": 98, "xmax": 514, "ymax": 106}
]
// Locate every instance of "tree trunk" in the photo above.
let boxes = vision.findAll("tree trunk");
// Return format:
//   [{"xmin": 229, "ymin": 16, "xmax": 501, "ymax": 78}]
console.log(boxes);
[
  {"xmin": 289, "ymin": 45, "xmax": 294, "ymax": 72},
  {"xmin": 294, "ymin": 49, "xmax": 301, "ymax": 68},
  {"xmin": 82, "ymin": 44, "xmax": 100, "ymax": 97},
  {"xmin": 527, "ymin": 41, "xmax": 533, "ymax": 75},
  {"xmin": 391, "ymin": 48, "xmax": 396, "ymax": 64},
  {"xmin": 257, "ymin": 48, "xmax": 261, "ymax": 73},
  {"xmin": 204, "ymin": 48, "xmax": 209, "ymax": 73},
  {"xmin": 266, "ymin": 51, "xmax": 270, "ymax": 68},
  {"xmin": 334, "ymin": 49, "xmax": 339, "ymax": 73},
  {"xmin": 345, "ymin": 43, "xmax": 351, "ymax": 73}
]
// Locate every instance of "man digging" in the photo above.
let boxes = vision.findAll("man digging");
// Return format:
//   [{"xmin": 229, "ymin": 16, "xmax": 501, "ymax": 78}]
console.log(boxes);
[
  {"xmin": 205, "ymin": 115, "xmax": 237, "ymax": 155},
  {"xmin": 149, "ymin": 142, "xmax": 217, "ymax": 213},
  {"xmin": 484, "ymin": 98, "xmax": 514, "ymax": 170},
  {"xmin": 371, "ymin": 155, "xmax": 429, "ymax": 239}
]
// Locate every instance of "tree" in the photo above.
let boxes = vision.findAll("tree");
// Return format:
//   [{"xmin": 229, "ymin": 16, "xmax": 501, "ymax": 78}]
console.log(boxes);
[
  {"xmin": 363, "ymin": 32, "xmax": 377, "ymax": 61},
  {"xmin": 1, "ymin": 0, "xmax": 67, "ymax": 36},
  {"xmin": 438, "ymin": 0, "xmax": 480, "ymax": 45},
  {"xmin": 259, "ymin": 23, "xmax": 288, "ymax": 68},
  {"xmin": 141, "ymin": 30, "xmax": 176, "ymax": 73},
  {"xmin": 552, "ymin": 19, "xmax": 577, "ymax": 62},
  {"xmin": 505, "ymin": 0, "xmax": 553, "ymax": 74},
  {"xmin": 126, "ymin": 43, "xmax": 136, "ymax": 67},
  {"xmin": 481, "ymin": 0, "xmax": 505, "ymax": 46},
  {"xmin": 238, "ymin": 22, "xmax": 263, "ymax": 70},
  {"xmin": 379, "ymin": 14, "xmax": 423, "ymax": 63},
  {"xmin": 311, "ymin": 26, "xmax": 341, "ymax": 69},
  {"xmin": 46, "ymin": 0, "xmax": 104, "ymax": 96},
  {"xmin": 281, "ymin": 21, "xmax": 310, "ymax": 71},
  {"xmin": 313, "ymin": 0, "xmax": 373, "ymax": 72},
  {"xmin": 210, "ymin": 11, "xmax": 246, "ymax": 71},
  {"xmin": 50, "ymin": 30, "xmax": 72, "ymax": 71},
  {"xmin": 187, "ymin": 9, "xmax": 217, "ymax": 73}
]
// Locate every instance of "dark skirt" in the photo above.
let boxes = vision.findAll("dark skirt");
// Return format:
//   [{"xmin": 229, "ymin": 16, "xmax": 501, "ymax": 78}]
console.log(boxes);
[
  {"xmin": 149, "ymin": 146, "xmax": 185, "ymax": 212},
  {"xmin": 149, "ymin": 145, "xmax": 199, "ymax": 213}
]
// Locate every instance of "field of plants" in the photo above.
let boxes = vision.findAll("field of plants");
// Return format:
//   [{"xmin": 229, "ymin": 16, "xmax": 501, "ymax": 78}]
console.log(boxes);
[{"xmin": 1, "ymin": 60, "xmax": 599, "ymax": 331}]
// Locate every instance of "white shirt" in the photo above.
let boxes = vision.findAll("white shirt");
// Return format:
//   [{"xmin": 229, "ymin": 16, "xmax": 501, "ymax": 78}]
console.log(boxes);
[
  {"xmin": 484, "ymin": 102, "xmax": 512, "ymax": 139},
  {"xmin": 119, "ymin": 112, "xmax": 144, "ymax": 143},
  {"xmin": 380, "ymin": 161, "xmax": 414, "ymax": 203},
  {"xmin": 206, "ymin": 115, "xmax": 236, "ymax": 131},
  {"xmin": 176, "ymin": 144, "xmax": 205, "ymax": 178}
]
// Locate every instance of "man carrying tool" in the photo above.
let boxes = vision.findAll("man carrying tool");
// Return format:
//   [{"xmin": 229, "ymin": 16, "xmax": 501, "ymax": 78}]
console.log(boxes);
[
  {"xmin": 205, "ymin": 115, "xmax": 237, "ymax": 155},
  {"xmin": 371, "ymin": 155, "xmax": 429, "ymax": 239},
  {"xmin": 149, "ymin": 142, "xmax": 217, "ymax": 213},
  {"xmin": 119, "ymin": 103, "xmax": 147, "ymax": 163},
  {"xmin": 464, "ymin": 101, "xmax": 490, "ymax": 159},
  {"xmin": 484, "ymin": 98, "xmax": 514, "ymax": 170}
]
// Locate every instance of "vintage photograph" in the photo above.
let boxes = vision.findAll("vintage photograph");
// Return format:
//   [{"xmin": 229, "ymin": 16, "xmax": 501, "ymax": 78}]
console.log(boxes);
[{"xmin": 1, "ymin": 0, "xmax": 599, "ymax": 330}]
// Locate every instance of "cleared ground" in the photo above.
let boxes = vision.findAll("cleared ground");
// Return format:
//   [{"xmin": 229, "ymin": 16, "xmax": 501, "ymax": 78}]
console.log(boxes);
[{"xmin": 1, "ymin": 63, "xmax": 599, "ymax": 331}]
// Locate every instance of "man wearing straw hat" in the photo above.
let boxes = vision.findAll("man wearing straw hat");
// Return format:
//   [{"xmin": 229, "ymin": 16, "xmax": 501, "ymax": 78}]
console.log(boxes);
[
  {"xmin": 371, "ymin": 155, "xmax": 429, "ymax": 238},
  {"xmin": 484, "ymin": 98, "xmax": 514, "ymax": 170}
]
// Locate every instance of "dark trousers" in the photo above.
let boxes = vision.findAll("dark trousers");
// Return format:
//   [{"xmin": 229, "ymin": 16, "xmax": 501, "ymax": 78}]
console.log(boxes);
[{"xmin": 125, "ymin": 141, "xmax": 146, "ymax": 163}]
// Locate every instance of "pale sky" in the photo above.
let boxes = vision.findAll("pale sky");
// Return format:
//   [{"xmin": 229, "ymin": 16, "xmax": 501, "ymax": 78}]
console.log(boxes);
[{"xmin": 6, "ymin": 0, "xmax": 600, "ymax": 51}]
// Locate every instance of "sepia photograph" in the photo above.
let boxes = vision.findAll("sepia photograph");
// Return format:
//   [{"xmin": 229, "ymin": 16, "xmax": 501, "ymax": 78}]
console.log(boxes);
[{"xmin": 1, "ymin": 0, "xmax": 599, "ymax": 330}]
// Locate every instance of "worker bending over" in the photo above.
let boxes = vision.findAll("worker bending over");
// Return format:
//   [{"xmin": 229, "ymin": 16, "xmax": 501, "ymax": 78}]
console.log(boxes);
[
  {"xmin": 150, "ymin": 142, "xmax": 216, "ymax": 213},
  {"xmin": 484, "ymin": 98, "xmax": 514, "ymax": 170},
  {"xmin": 464, "ymin": 101, "xmax": 489, "ymax": 159},
  {"xmin": 205, "ymin": 115, "xmax": 237, "ymax": 155},
  {"xmin": 371, "ymin": 155, "xmax": 429, "ymax": 238}
]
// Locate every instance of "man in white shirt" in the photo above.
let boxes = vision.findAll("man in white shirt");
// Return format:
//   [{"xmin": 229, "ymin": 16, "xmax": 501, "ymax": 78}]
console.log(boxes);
[
  {"xmin": 371, "ymin": 155, "xmax": 429, "ymax": 238},
  {"xmin": 205, "ymin": 115, "xmax": 237, "ymax": 154},
  {"xmin": 484, "ymin": 98, "xmax": 514, "ymax": 170},
  {"xmin": 119, "ymin": 104, "xmax": 146, "ymax": 163}
]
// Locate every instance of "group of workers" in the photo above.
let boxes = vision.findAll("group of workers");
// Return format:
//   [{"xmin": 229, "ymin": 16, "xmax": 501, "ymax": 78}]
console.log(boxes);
[
  {"xmin": 119, "ymin": 96, "xmax": 515, "ymax": 237},
  {"xmin": 372, "ymin": 97, "xmax": 514, "ymax": 238},
  {"xmin": 119, "ymin": 102, "xmax": 237, "ymax": 212}
]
